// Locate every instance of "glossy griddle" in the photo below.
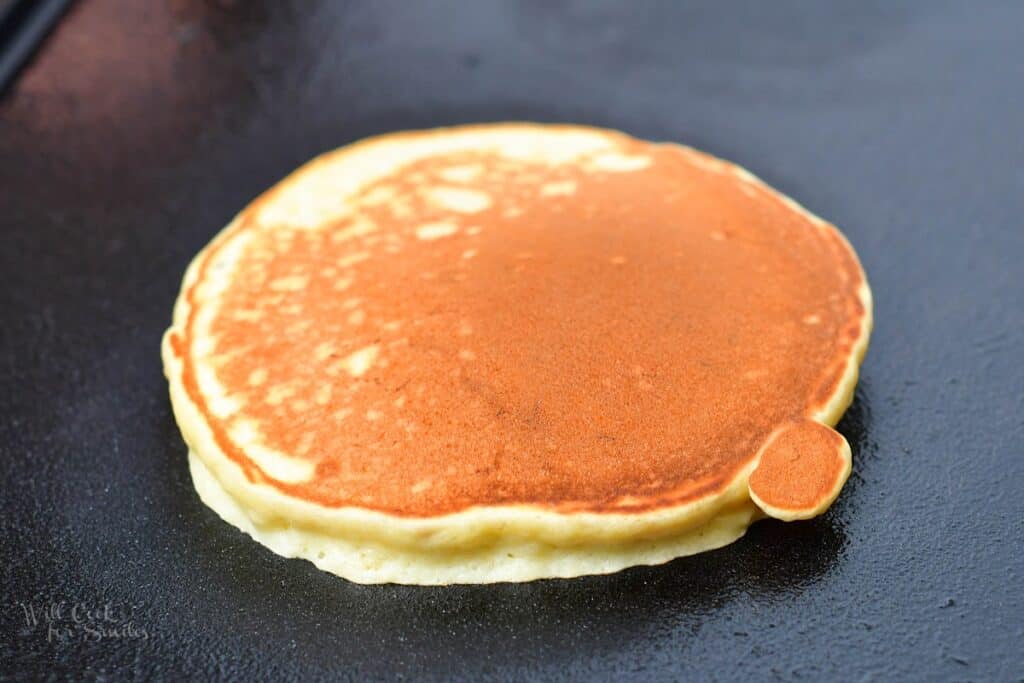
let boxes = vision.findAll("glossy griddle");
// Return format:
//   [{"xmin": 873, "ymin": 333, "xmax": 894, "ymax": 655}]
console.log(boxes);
[{"xmin": 1, "ymin": 1, "xmax": 1021, "ymax": 679}]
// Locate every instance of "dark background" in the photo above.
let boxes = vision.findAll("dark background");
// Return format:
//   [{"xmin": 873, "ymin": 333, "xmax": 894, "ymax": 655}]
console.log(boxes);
[{"xmin": 2, "ymin": 1, "xmax": 1022, "ymax": 680}]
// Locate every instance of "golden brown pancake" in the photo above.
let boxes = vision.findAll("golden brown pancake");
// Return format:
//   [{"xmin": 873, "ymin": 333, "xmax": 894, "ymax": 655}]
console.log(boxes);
[{"xmin": 163, "ymin": 123, "xmax": 872, "ymax": 584}]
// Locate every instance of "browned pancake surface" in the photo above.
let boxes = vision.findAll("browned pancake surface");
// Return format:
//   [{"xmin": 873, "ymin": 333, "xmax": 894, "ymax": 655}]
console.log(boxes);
[{"xmin": 168, "ymin": 135, "xmax": 866, "ymax": 516}]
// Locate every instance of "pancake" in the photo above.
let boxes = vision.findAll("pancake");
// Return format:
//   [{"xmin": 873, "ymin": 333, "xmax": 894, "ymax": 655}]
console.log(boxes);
[{"xmin": 162, "ymin": 123, "xmax": 872, "ymax": 584}]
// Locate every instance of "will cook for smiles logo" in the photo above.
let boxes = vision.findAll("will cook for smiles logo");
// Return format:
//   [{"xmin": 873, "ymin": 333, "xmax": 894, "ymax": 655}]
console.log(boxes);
[{"xmin": 16, "ymin": 601, "xmax": 150, "ymax": 644}]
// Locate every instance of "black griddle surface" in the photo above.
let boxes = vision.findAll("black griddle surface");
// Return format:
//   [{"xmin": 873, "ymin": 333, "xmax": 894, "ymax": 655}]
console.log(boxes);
[{"xmin": 2, "ymin": 2, "xmax": 1022, "ymax": 680}]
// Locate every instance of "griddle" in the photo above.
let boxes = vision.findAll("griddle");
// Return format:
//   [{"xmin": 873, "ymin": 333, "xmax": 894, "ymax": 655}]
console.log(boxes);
[
  {"xmin": 2, "ymin": 1, "xmax": 1022, "ymax": 680},
  {"xmin": 0, "ymin": 0, "xmax": 71, "ymax": 93}
]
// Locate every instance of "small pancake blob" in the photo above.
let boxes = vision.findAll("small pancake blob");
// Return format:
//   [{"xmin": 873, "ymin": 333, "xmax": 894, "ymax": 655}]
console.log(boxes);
[{"xmin": 748, "ymin": 419, "xmax": 852, "ymax": 521}]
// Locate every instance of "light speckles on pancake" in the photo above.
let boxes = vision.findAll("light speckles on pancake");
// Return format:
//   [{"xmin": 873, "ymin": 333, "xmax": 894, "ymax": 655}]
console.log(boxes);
[{"xmin": 167, "ymin": 127, "xmax": 870, "ymax": 520}]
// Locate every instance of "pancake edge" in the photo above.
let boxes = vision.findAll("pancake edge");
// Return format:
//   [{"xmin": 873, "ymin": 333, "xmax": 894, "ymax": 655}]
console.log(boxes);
[{"xmin": 162, "ymin": 122, "xmax": 873, "ymax": 584}]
